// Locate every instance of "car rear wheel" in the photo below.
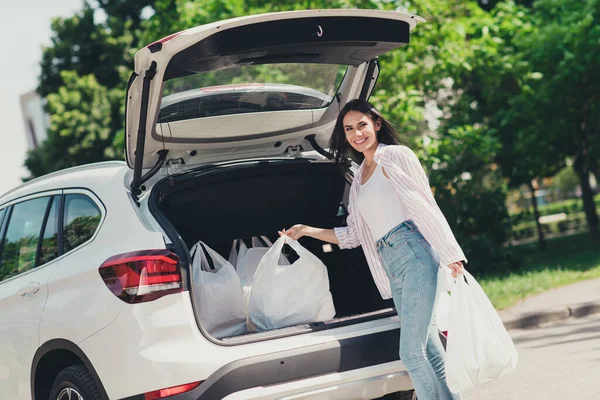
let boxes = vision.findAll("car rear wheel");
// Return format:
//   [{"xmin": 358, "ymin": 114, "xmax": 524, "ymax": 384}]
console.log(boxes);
[
  {"xmin": 49, "ymin": 364, "xmax": 104, "ymax": 400},
  {"xmin": 376, "ymin": 389, "xmax": 417, "ymax": 399}
]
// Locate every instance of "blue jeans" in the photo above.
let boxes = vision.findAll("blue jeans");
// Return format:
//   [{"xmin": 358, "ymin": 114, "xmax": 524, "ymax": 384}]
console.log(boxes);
[{"xmin": 376, "ymin": 220, "xmax": 460, "ymax": 400}]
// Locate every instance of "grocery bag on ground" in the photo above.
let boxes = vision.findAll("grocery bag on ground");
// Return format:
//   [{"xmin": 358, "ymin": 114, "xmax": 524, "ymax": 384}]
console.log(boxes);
[
  {"xmin": 229, "ymin": 236, "xmax": 289, "ymax": 288},
  {"xmin": 190, "ymin": 241, "xmax": 247, "ymax": 338},
  {"xmin": 445, "ymin": 270, "xmax": 518, "ymax": 393},
  {"xmin": 247, "ymin": 235, "xmax": 336, "ymax": 331}
]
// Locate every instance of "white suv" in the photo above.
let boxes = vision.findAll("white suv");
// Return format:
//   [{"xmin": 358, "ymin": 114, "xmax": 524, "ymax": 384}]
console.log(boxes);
[{"xmin": 0, "ymin": 9, "xmax": 427, "ymax": 400}]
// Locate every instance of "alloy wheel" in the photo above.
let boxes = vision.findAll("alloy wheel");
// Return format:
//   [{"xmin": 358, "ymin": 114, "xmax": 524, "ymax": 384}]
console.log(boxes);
[{"xmin": 57, "ymin": 387, "xmax": 84, "ymax": 400}]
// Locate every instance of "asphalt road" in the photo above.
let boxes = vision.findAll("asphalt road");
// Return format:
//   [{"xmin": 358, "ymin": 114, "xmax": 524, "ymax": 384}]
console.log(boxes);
[{"xmin": 463, "ymin": 313, "xmax": 600, "ymax": 400}]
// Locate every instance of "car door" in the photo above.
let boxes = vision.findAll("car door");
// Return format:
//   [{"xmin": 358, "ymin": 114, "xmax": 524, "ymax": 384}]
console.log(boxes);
[{"xmin": 0, "ymin": 192, "xmax": 60, "ymax": 399}]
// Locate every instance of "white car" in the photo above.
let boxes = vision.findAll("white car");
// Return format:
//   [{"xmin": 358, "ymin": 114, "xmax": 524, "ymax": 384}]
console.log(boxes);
[{"xmin": 0, "ymin": 9, "xmax": 427, "ymax": 400}]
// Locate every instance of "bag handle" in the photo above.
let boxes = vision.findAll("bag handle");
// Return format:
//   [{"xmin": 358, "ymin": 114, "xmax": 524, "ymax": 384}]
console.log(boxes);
[
  {"xmin": 199, "ymin": 243, "xmax": 216, "ymax": 271},
  {"xmin": 234, "ymin": 238, "xmax": 246, "ymax": 254},
  {"xmin": 250, "ymin": 236, "xmax": 287, "ymax": 286},
  {"xmin": 279, "ymin": 235, "xmax": 313, "ymax": 260},
  {"xmin": 191, "ymin": 241, "xmax": 216, "ymax": 271},
  {"xmin": 254, "ymin": 235, "xmax": 272, "ymax": 247}
]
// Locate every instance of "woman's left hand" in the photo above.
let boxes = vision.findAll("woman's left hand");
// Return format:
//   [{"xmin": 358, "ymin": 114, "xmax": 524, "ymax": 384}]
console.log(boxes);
[{"xmin": 448, "ymin": 261, "xmax": 465, "ymax": 278}]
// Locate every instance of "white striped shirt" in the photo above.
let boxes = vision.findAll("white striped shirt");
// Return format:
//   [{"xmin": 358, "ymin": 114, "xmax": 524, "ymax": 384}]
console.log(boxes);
[{"xmin": 334, "ymin": 143, "xmax": 467, "ymax": 299}]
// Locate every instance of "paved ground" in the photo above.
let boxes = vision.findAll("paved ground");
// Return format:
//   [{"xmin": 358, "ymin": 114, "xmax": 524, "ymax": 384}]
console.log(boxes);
[
  {"xmin": 499, "ymin": 278, "xmax": 600, "ymax": 330},
  {"xmin": 463, "ymin": 313, "xmax": 600, "ymax": 400}
]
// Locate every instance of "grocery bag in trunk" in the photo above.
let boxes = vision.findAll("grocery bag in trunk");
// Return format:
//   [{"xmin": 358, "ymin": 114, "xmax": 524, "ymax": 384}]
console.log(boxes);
[
  {"xmin": 190, "ymin": 241, "xmax": 247, "ymax": 338},
  {"xmin": 229, "ymin": 236, "xmax": 289, "ymax": 288},
  {"xmin": 247, "ymin": 236, "xmax": 336, "ymax": 330}
]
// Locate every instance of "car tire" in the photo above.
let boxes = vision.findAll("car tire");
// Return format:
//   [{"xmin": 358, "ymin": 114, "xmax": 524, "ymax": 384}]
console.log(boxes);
[
  {"xmin": 396, "ymin": 389, "xmax": 417, "ymax": 400},
  {"xmin": 376, "ymin": 389, "xmax": 416, "ymax": 399},
  {"xmin": 49, "ymin": 364, "xmax": 105, "ymax": 400}
]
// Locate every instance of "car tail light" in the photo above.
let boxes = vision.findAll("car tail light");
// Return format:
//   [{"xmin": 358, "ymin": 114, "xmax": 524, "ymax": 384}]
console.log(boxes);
[
  {"xmin": 145, "ymin": 381, "xmax": 202, "ymax": 399},
  {"xmin": 99, "ymin": 249, "xmax": 182, "ymax": 303}
]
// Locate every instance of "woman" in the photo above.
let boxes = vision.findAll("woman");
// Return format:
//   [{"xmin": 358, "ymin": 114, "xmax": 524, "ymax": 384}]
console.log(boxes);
[{"xmin": 279, "ymin": 99, "xmax": 465, "ymax": 400}]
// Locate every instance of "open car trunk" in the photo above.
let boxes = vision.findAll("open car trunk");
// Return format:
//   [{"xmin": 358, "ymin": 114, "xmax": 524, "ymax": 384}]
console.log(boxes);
[{"xmin": 151, "ymin": 157, "xmax": 395, "ymax": 341}]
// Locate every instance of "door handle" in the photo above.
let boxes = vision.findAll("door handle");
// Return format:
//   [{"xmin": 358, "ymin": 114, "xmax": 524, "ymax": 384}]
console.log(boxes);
[{"xmin": 17, "ymin": 283, "xmax": 41, "ymax": 297}]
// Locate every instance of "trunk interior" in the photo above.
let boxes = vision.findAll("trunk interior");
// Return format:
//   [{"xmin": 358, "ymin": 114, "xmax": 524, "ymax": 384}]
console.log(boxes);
[{"xmin": 153, "ymin": 158, "xmax": 395, "ymax": 340}]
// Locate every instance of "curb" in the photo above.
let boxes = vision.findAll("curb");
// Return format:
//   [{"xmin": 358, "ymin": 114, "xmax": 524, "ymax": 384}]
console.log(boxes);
[{"xmin": 502, "ymin": 301, "xmax": 600, "ymax": 330}]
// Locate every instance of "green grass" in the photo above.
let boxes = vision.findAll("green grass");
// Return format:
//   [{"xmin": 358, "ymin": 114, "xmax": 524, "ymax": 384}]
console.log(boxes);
[{"xmin": 478, "ymin": 232, "xmax": 600, "ymax": 310}]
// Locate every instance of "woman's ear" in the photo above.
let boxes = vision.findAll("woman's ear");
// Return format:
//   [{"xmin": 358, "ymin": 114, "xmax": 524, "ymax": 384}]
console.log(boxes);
[{"xmin": 375, "ymin": 118, "xmax": 382, "ymax": 131}]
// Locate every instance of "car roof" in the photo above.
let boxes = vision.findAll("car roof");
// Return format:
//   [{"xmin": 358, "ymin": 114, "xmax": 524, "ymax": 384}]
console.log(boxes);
[{"xmin": 0, "ymin": 161, "xmax": 129, "ymax": 207}]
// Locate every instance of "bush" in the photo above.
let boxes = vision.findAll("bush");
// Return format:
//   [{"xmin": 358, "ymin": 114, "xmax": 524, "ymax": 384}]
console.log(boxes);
[
  {"xmin": 510, "ymin": 195, "xmax": 600, "ymax": 225},
  {"xmin": 511, "ymin": 212, "xmax": 589, "ymax": 240}
]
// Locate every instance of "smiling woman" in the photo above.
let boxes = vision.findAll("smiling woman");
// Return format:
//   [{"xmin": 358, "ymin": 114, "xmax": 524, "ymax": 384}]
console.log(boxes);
[
  {"xmin": 329, "ymin": 99, "xmax": 404, "ymax": 164},
  {"xmin": 281, "ymin": 99, "xmax": 466, "ymax": 400}
]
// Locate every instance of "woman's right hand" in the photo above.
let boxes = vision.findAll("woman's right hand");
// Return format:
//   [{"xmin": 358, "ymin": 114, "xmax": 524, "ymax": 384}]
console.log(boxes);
[{"xmin": 279, "ymin": 224, "xmax": 308, "ymax": 240}]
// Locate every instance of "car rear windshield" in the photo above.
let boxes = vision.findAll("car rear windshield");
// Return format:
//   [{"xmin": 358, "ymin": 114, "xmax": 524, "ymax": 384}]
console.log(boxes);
[{"xmin": 159, "ymin": 63, "xmax": 347, "ymax": 123}]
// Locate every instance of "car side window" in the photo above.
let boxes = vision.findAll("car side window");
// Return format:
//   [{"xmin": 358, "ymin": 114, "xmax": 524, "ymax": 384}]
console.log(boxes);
[
  {"xmin": 63, "ymin": 194, "xmax": 101, "ymax": 253},
  {"xmin": 0, "ymin": 208, "xmax": 6, "ymax": 231},
  {"xmin": 38, "ymin": 196, "xmax": 60, "ymax": 266},
  {"xmin": 0, "ymin": 197, "xmax": 50, "ymax": 281}
]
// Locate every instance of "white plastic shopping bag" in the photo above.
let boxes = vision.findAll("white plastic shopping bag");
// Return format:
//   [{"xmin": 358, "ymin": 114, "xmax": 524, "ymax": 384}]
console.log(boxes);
[
  {"xmin": 229, "ymin": 236, "xmax": 273, "ymax": 267},
  {"xmin": 248, "ymin": 235, "xmax": 336, "ymax": 330},
  {"xmin": 190, "ymin": 241, "xmax": 247, "ymax": 338},
  {"xmin": 229, "ymin": 236, "xmax": 289, "ymax": 288},
  {"xmin": 445, "ymin": 270, "xmax": 519, "ymax": 393},
  {"xmin": 435, "ymin": 266, "xmax": 454, "ymax": 332},
  {"xmin": 435, "ymin": 290, "xmax": 451, "ymax": 333}
]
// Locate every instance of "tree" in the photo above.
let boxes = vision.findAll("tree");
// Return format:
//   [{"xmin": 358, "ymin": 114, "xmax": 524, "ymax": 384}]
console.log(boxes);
[
  {"xmin": 370, "ymin": 0, "xmax": 518, "ymax": 271},
  {"xmin": 28, "ymin": 0, "xmax": 154, "ymax": 178},
  {"xmin": 405, "ymin": 0, "xmax": 571, "ymax": 250},
  {"xmin": 553, "ymin": 165, "xmax": 579, "ymax": 199},
  {"xmin": 517, "ymin": 0, "xmax": 600, "ymax": 243},
  {"xmin": 25, "ymin": 71, "xmax": 121, "ymax": 176},
  {"xmin": 28, "ymin": 0, "xmax": 554, "ymax": 270},
  {"xmin": 421, "ymin": 125, "xmax": 515, "ymax": 274}
]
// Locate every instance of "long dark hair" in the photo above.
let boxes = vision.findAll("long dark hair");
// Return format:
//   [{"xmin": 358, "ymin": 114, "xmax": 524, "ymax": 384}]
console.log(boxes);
[{"xmin": 329, "ymin": 99, "xmax": 402, "ymax": 164}]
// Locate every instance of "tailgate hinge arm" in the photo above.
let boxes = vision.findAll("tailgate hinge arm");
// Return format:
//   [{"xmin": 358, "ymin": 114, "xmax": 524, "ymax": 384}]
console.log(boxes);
[
  {"xmin": 305, "ymin": 134, "xmax": 334, "ymax": 160},
  {"xmin": 131, "ymin": 61, "xmax": 158, "ymax": 201},
  {"xmin": 131, "ymin": 149, "xmax": 169, "ymax": 203}
]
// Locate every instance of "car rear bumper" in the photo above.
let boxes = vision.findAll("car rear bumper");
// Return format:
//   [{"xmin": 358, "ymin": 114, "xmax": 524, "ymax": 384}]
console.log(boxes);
[
  {"xmin": 123, "ymin": 361, "xmax": 412, "ymax": 400},
  {"xmin": 120, "ymin": 324, "xmax": 412, "ymax": 400},
  {"xmin": 220, "ymin": 360, "xmax": 412, "ymax": 400}
]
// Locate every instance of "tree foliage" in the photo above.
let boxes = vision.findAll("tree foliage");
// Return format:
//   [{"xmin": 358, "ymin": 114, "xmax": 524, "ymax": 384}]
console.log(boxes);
[
  {"xmin": 26, "ymin": 0, "xmax": 600, "ymax": 272},
  {"xmin": 519, "ymin": 0, "xmax": 600, "ymax": 241},
  {"xmin": 25, "ymin": 71, "xmax": 122, "ymax": 176}
]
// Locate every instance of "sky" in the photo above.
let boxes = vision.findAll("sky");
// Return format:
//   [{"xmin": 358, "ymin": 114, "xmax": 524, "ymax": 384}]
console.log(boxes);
[{"xmin": 0, "ymin": 0, "xmax": 84, "ymax": 197}]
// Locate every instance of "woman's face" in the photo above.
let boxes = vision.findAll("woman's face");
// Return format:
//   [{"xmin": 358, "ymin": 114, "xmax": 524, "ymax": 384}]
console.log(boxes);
[{"xmin": 343, "ymin": 111, "xmax": 381, "ymax": 155}]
